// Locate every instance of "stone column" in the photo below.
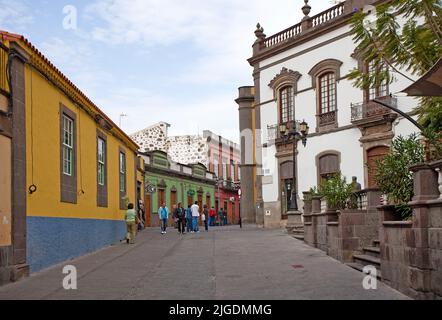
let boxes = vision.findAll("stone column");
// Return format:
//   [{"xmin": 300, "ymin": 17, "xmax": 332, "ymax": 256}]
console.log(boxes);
[
  {"xmin": 236, "ymin": 86, "xmax": 256, "ymax": 224},
  {"xmin": 0, "ymin": 42, "xmax": 30, "ymax": 285}
]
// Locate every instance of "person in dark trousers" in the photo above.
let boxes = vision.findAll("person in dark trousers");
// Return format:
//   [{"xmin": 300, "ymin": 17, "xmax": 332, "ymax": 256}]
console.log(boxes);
[
  {"xmin": 186, "ymin": 205, "xmax": 193, "ymax": 233},
  {"xmin": 218, "ymin": 208, "xmax": 224, "ymax": 226},
  {"xmin": 174, "ymin": 202, "xmax": 186, "ymax": 234},
  {"xmin": 202, "ymin": 205, "xmax": 209, "ymax": 232}
]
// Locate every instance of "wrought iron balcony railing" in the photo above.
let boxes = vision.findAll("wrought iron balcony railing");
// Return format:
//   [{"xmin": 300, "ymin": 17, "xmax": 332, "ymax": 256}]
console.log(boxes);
[
  {"xmin": 351, "ymin": 96, "xmax": 398, "ymax": 123},
  {"xmin": 318, "ymin": 110, "xmax": 337, "ymax": 126}
]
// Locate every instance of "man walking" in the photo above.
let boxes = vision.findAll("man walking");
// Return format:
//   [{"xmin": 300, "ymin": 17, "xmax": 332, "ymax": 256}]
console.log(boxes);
[
  {"xmin": 191, "ymin": 201, "xmax": 200, "ymax": 233},
  {"xmin": 159, "ymin": 203, "xmax": 169, "ymax": 234},
  {"xmin": 218, "ymin": 208, "xmax": 224, "ymax": 226},
  {"xmin": 174, "ymin": 203, "xmax": 186, "ymax": 235}
]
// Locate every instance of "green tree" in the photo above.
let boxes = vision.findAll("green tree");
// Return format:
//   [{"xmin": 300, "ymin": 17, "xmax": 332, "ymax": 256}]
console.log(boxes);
[
  {"xmin": 373, "ymin": 134, "xmax": 425, "ymax": 219},
  {"xmin": 349, "ymin": 0, "xmax": 442, "ymax": 132}
]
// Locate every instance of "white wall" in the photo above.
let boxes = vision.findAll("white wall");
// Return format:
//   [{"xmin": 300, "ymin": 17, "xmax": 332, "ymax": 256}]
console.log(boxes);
[{"xmin": 257, "ymin": 15, "xmax": 422, "ymax": 211}]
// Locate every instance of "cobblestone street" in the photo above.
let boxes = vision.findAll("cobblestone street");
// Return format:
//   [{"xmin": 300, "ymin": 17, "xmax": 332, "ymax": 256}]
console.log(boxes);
[{"xmin": 0, "ymin": 226, "xmax": 409, "ymax": 300}]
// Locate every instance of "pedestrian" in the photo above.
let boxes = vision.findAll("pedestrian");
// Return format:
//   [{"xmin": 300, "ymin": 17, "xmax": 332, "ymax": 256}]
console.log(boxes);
[
  {"xmin": 218, "ymin": 208, "xmax": 224, "ymax": 226},
  {"xmin": 159, "ymin": 203, "xmax": 169, "ymax": 234},
  {"xmin": 191, "ymin": 201, "xmax": 200, "ymax": 233},
  {"xmin": 209, "ymin": 206, "xmax": 216, "ymax": 226},
  {"xmin": 174, "ymin": 203, "xmax": 186, "ymax": 234},
  {"xmin": 186, "ymin": 204, "xmax": 193, "ymax": 233},
  {"xmin": 125, "ymin": 203, "xmax": 138, "ymax": 244},
  {"xmin": 202, "ymin": 205, "xmax": 209, "ymax": 232}
]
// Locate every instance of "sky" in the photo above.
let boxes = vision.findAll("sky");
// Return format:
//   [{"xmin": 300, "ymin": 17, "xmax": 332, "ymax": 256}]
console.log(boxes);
[{"xmin": 0, "ymin": 0, "xmax": 334, "ymax": 143}]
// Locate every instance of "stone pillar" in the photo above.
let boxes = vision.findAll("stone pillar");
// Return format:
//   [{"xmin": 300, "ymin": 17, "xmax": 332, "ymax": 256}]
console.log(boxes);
[
  {"xmin": 0, "ymin": 42, "xmax": 30, "ymax": 285},
  {"xmin": 236, "ymin": 86, "xmax": 256, "ymax": 224},
  {"xmin": 310, "ymin": 195, "xmax": 322, "ymax": 248}
]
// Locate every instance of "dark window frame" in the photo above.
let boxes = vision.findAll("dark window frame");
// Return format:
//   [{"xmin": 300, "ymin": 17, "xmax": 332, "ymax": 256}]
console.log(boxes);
[
  {"xmin": 97, "ymin": 130, "xmax": 108, "ymax": 207},
  {"xmin": 119, "ymin": 147, "xmax": 127, "ymax": 210},
  {"xmin": 279, "ymin": 86, "xmax": 294, "ymax": 124},
  {"xmin": 60, "ymin": 104, "xmax": 77, "ymax": 204}
]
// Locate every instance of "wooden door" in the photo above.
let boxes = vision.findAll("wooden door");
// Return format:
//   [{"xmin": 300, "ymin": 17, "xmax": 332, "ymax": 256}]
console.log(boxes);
[
  {"xmin": 367, "ymin": 146, "xmax": 390, "ymax": 188},
  {"xmin": 198, "ymin": 194, "xmax": 203, "ymax": 226},
  {"xmin": 171, "ymin": 191, "xmax": 177, "ymax": 207},
  {"xmin": 145, "ymin": 194, "xmax": 151, "ymax": 227}
]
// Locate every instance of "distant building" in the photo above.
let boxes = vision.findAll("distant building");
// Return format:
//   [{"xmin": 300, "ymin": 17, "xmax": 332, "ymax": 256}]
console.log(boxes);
[
  {"xmin": 140, "ymin": 151, "xmax": 216, "ymax": 228},
  {"xmin": 131, "ymin": 125, "xmax": 241, "ymax": 224}
]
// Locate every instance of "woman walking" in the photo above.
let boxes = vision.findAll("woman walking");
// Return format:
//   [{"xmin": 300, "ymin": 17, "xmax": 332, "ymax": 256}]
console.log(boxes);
[
  {"xmin": 125, "ymin": 203, "xmax": 138, "ymax": 244},
  {"xmin": 159, "ymin": 203, "xmax": 169, "ymax": 234},
  {"xmin": 186, "ymin": 205, "xmax": 193, "ymax": 233}
]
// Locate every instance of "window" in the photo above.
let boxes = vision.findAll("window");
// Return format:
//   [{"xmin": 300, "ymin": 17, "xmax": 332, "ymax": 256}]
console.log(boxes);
[
  {"xmin": 319, "ymin": 73, "xmax": 336, "ymax": 114},
  {"xmin": 119, "ymin": 152, "xmax": 126, "ymax": 193},
  {"xmin": 231, "ymin": 161, "xmax": 235, "ymax": 181},
  {"xmin": 97, "ymin": 131, "xmax": 108, "ymax": 208},
  {"xmin": 98, "ymin": 138, "xmax": 105, "ymax": 186},
  {"xmin": 62, "ymin": 115, "xmax": 74, "ymax": 176},
  {"xmin": 60, "ymin": 105, "xmax": 77, "ymax": 204},
  {"xmin": 280, "ymin": 86, "xmax": 294, "ymax": 123},
  {"xmin": 214, "ymin": 157, "xmax": 219, "ymax": 178},
  {"xmin": 367, "ymin": 60, "xmax": 388, "ymax": 100}
]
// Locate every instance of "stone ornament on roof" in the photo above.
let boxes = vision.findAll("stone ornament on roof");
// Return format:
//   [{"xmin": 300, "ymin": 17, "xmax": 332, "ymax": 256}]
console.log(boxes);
[
  {"xmin": 254, "ymin": 23, "xmax": 266, "ymax": 41},
  {"xmin": 302, "ymin": 0, "xmax": 312, "ymax": 20}
]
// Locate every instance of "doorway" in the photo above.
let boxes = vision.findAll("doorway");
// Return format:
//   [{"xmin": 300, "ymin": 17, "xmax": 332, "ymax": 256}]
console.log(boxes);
[{"xmin": 367, "ymin": 146, "xmax": 390, "ymax": 188}]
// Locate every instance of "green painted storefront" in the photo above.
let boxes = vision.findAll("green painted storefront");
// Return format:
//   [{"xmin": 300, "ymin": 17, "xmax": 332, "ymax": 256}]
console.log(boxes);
[{"xmin": 142, "ymin": 151, "xmax": 216, "ymax": 227}]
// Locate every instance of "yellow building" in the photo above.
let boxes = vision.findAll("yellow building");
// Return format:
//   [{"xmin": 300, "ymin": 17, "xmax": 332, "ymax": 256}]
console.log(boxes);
[{"xmin": 0, "ymin": 31, "xmax": 141, "ymax": 281}]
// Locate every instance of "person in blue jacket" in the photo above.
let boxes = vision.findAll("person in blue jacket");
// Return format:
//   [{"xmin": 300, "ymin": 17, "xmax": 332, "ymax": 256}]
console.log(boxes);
[
  {"xmin": 159, "ymin": 203, "xmax": 169, "ymax": 234},
  {"xmin": 186, "ymin": 205, "xmax": 193, "ymax": 233}
]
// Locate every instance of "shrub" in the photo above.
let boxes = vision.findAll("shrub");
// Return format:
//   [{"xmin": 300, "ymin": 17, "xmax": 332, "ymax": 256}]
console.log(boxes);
[
  {"xmin": 373, "ymin": 134, "xmax": 424, "ymax": 220},
  {"xmin": 320, "ymin": 173, "xmax": 354, "ymax": 210}
]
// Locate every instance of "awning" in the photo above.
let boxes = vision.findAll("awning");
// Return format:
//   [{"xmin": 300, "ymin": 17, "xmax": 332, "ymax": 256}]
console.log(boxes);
[{"xmin": 402, "ymin": 57, "xmax": 442, "ymax": 97}]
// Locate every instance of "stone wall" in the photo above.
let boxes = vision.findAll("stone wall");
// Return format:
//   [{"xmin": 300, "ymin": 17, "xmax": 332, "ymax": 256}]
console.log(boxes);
[
  {"xmin": 166, "ymin": 135, "xmax": 208, "ymax": 167},
  {"xmin": 379, "ymin": 161, "xmax": 442, "ymax": 300},
  {"xmin": 131, "ymin": 122, "xmax": 169, "ymax": 153},
  {"xmin": 304, "ymin": 190, "xmax": 382, "ymax": 264}
]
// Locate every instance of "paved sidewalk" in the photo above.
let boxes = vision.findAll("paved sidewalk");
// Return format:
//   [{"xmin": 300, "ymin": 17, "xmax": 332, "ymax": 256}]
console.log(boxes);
[{"xmin": 0, "ymin": 226, "xmax": 409, "ymax": 300}]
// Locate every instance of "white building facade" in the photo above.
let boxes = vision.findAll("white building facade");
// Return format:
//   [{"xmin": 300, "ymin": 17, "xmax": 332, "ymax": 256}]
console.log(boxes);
[{"xmin": 237, "ymin": 0, "xmax": 420, "ymax": 228}]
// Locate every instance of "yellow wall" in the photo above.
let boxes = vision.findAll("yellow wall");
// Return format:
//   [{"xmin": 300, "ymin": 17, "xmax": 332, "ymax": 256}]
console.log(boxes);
[{"xmin": 24, "ymin": 64, "xmax": 137, "ymax": 221}]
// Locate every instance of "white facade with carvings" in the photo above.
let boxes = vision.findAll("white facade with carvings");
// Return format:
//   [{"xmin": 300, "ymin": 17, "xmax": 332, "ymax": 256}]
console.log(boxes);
[{"xmin": 243, "ymin": 0, "xmax": 421, "ymax": 228}]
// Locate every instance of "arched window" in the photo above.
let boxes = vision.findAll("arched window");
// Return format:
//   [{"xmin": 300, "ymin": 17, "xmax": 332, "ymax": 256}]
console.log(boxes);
[
  {"xmin": 309, "ymin": 59, "xmax": 342, "ymax": 131},
  {"xmin": 319, "ymin": 72, "xmax": 336, "ymax": 114},
  {"xmin": 280, "ymin": 86, "xmax": 294, "ymax": 124}
]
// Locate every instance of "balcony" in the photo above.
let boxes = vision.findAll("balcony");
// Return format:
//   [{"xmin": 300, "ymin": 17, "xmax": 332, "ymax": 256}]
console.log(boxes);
[{"xmin": 351, "ymin": 96, "xmax": 397, "ymax": 124}]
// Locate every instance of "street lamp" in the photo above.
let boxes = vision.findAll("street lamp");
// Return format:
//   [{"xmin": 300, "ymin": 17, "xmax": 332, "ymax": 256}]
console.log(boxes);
[{"xmin": 279, "ymin": 119, "xmax": 310, "ymax": 212}]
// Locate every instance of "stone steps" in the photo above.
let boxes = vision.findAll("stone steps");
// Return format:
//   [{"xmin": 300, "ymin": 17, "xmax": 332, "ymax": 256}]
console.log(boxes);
[
  {"xmin": 346, "ymin": 262, "xmax": 382, "ymax": 280},
  {"xmin": 373, "ymin": 240, "xmax": 380, "ymax": 248},
  {"xmin": 363, "ymin": 246, "xmax": 381, "ymax": 258}
]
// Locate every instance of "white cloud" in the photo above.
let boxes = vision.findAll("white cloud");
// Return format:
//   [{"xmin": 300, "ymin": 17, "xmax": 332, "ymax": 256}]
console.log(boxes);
[
  {"xmin": 94, "ymin": 86, "xmax": 240, "ymax": 143},
  {"xmin": 0, "ymin": 0, "xmax": 33, "ymax": 31}
]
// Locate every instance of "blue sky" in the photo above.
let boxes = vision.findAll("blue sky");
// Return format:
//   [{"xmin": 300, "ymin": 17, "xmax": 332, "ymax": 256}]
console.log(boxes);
[{"xmin": 0, "ymin": 0, "xmax": 332, "ymax": 142}]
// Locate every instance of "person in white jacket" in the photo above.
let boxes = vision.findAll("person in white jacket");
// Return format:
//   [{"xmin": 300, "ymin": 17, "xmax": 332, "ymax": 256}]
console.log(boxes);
[{"xmin": 191, "ymin": 202, "xmax": 200, "ymax": 233}]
